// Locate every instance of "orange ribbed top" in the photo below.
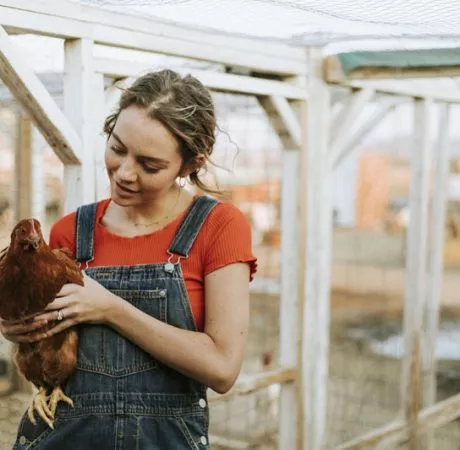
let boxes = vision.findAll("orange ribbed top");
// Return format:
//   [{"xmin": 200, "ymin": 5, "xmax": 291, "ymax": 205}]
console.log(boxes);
[{"xmin": 49, "ymin": 198, "xmax": 257, "ymax": 331}]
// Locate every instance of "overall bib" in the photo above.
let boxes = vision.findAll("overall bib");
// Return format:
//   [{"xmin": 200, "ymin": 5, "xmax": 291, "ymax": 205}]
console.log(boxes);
[{"xmin": 14, "ymin": 195, "xmax": 218, "ymax": 450}]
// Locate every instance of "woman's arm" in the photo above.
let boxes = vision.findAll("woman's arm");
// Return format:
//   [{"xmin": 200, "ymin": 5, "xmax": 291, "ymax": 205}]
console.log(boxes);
[
  {"xmin": 108, "ymin": 263, "xmax": 249, "ymax": 393},
  {"xmin": 0, "ymin": 263, "xmax": 250, "ymax": 394}
]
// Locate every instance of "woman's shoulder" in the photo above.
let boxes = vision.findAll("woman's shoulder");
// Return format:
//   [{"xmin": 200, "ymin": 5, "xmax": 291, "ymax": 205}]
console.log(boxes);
[
  {"xmin": 199, "ymin": 197, "xmax": 257, "ymax": 278},
  {"xmin": 205, "ymin": 198, "xmax": 250, "ymax": 229},
  {"xmin": 49, "ymin": 199, "xmax": 110, "ymax": 249}
]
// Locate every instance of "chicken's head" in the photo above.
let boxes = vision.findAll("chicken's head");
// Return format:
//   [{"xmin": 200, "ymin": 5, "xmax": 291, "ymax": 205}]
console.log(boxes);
[{"xmin": 11, "ymin": 218, "xmax": 44, "ymax": 252}]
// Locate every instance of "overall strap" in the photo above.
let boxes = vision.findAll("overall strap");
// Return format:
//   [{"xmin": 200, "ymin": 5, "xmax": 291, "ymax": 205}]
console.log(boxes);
[
  {"xmin": 168, "ymin": 196, "xmax": 219, "ymax": 258},
  {"xmin": 75, "ymin": 202, "xmax": 98, "ymax": 264}
]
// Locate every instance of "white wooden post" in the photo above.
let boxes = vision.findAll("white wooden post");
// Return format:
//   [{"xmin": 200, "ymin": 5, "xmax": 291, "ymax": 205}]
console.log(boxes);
[
  {"xmin": 422, "ymin": 103, "xmax": 451, "ymax": 449},
  {"xmin": 93, "ymin": 73, "xmax": 109, "ymax": 201},
  {"xmin": 257, "ymin": 95, "xmax": 302, "ymax": 449},
  {"xmin": 278, "ymin": 148, "xmax": 300, "ymax": 449},
  {"xmin": 331, "ymin": 99, "xmax": 405, "ymax": 170},
  {"xmin": 401, "ymin": 98, "xmax": 434, "ymax": 450},
  {"xmin": 299, "ymin": 47, "xmax": 332, "ymax": 450},
  {"xmin": 63, "ymin": 38, "xmax": 96, "ymax": 213}
]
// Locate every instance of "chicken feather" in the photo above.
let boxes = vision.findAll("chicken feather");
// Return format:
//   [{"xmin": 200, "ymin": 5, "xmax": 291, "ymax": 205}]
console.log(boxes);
[{"xmin": 0, "ymin": 218, "xmax": 83, "ymax": 428}]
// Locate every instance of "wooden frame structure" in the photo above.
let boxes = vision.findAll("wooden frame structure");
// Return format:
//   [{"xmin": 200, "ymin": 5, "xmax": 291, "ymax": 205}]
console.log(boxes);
[{"xmin": 1, "ymin": 1, "xmax": 459, "ymax": 449}]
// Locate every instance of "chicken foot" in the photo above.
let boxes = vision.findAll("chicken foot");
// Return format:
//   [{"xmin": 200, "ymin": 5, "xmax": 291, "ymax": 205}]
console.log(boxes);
[
  {"xmin": 48, "ymin": 386, "xmax": 74, "ymax": 420},
  {"xmin": 27, "ymin": 387, "xmax": 54, "ymax": 429}
]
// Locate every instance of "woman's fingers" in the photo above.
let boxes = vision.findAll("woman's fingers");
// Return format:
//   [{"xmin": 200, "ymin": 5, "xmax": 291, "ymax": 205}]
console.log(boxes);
[
  {"xmin": 56, "ymin": 283, "xmax": 80, "ymax": 297},
  {"xmin": 0, "ymin": 319, "xmax": 48, "ymax": 337},
  {"xmin": 22, "ymin": 319, "xmax": 75, "ymax": 342}
]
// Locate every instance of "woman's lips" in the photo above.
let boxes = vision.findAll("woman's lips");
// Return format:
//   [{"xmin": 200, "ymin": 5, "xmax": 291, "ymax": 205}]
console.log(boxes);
[{"xmin": 115, "ymin": 182, "xmax": 139, "ymax": 195}]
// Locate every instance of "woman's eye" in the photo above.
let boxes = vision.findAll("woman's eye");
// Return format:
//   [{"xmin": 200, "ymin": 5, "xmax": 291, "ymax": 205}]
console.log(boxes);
[
  {"xmin": 143, "ymin": 166, "xmax": 160, "ymax": 174},
  {"xmin": 111, "ymin": 146, "xmax": 125, "ymax": 154}
]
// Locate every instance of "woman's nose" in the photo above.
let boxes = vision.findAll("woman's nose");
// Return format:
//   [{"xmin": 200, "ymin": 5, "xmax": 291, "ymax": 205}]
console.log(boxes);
[{"xmin": 117, "ymin": 161, "xmax": 137, "ymax": 182}]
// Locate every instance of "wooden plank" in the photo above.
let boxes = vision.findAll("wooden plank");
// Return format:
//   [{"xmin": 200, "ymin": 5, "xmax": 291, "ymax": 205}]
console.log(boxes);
[
  {"xmin": 30, "ymin": 127, "xmax": 45, "ymax": 222},
  {"xmin": 209, "ymin": 435, "xmax": 250, "ymax": 449},
  {"xmin": 330, "ymin": 98, "xmax": 404, "ymax": 169},
  {"xmin": 299, "ymin": 47, "xmax": 332, "ymax": 450},
  {"xmin": 95, "ymin": 58, "xmax": 308, "ymax": 100},
  {"xmin": 329, "ymin": 88, "xmax": 375, "ymax": 163},
  {"xmin": 338, "ymin": 79, "xmax": 460, "ymax": 104},
  {"xmin": 0, "ymin": 0, "xmax": 305, "ymax": 76},
  {"xmin": 63, "ymin": 38, "xmax": 96, "ymax": 213},
  {"xmin": 93, "ymin": 73, "xmax": 109, "ymax": 201},
  {"xmin": 14, "ymin": 113, "xmax": 32, "ymax": 221},
  {"xmin": 278, "ymin": 150, "xmax": 301, "ymax": 449},
  {"xmin": 422, "ymin": 104, "xmax": 451, "ymax": 450},
  {"xmin": 208, "ymin": 367, "xmax": 296, "ymax": 403},
  {"xmin": 337, "ymin": 390, "xmax": 460, "ymax": 449},
  {"xmin": 258, "ymin": 96, "xmax": 302, "ymax": 149},
  {"xmin": 0, "ymin": 25, "xmax": 81, "ymax": 164},
  {"xmin": 402, "ymin": 98, "xmax": 434, "ymax": 450}
]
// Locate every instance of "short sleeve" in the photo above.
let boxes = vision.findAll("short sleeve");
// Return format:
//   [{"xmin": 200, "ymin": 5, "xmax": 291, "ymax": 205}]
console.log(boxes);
[
  {"xmin": 204, "ymin": 203, "xmax": 257, "ymax": 281},
  {"xmin": 48, "ymin": 212, "xmax": 77, "ymax": 255}
]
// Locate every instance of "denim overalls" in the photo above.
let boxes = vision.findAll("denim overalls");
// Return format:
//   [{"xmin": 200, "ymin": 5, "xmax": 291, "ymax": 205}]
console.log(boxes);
[{"xmin": 13, "ymin": 195, "xmax": 218, "ymax": 450}]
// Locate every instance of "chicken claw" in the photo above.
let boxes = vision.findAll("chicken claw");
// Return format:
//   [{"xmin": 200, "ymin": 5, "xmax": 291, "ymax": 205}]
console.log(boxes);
[
  {"xmin": 48, "ymin": 386, "xmax": 74, "ymax": 419},
  {"xmin": 27, "ymin": 387, "xmax": 54, "ymax": 429}
]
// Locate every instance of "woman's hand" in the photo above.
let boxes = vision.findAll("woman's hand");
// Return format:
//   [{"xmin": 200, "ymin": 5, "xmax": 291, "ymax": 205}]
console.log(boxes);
[
  {"xmin": 0, "ymin": 317, "xmax": 48, "ymax": 344},
  {"xmin": 0, "ymin": 273, "xmax": 121, "ymax": 343}
]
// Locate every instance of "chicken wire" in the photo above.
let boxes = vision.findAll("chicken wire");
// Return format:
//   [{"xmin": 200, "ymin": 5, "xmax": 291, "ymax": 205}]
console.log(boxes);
[
  {"xmin": 75, "ymin": 0, "xmax": 460, "ymax": 43},
  {"xmin": 325, "ymin": 101, "xmax": 460, "ymax": 448}
]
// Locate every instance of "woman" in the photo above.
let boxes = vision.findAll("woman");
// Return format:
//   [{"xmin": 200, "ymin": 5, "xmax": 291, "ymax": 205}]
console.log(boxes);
[{"xmin": 1, "ymin": 70, "xmax": 257, "ymax": 449}]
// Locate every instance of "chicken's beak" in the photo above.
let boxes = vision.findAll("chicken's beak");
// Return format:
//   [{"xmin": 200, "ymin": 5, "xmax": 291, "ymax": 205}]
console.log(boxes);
[{"xmin": 24, "ymin": 235, "xmax": 40, "ymax": 250}]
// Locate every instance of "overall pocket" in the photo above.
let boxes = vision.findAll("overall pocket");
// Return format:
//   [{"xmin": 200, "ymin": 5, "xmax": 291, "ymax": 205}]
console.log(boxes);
[
  {"xmin": 13, "ymin": 415, "xmax": 53, "ymax": 450},
  {"xmin": 137, "ymin": 412, "xmax": 209, "ymax": 450},
  {"xmin": 77, "ymin": 289, "xmax": 168, "ymax": 376}
]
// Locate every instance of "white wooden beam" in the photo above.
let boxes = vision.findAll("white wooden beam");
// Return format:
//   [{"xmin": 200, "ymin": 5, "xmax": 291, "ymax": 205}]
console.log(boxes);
[
  {"xmin": 258, "ymin": 96, "xmax": 301, "ymax": 149},
  {"xmin": 208, "ymin": 367, "xmax": 296, "ymax": 403},
  {"xmin": 63, "ymin": 38, "xmax": 96, "ymax": 213},
  {"xmin": 422, "ymin": 104, "xmax": 451, "ymax": 450},
  {"xmin": 0, "ymin": 0, "xmax": 305, "ymax": 76},
  {"xmin": 278, "ymin": 149, "xmax": 301, "ymax": 449},
  {"xmin": 299, "ymin": 47, "xmax": 332, "ymax": 450},
  {"xmin": 330, "ymin": 99, "xmax": 404, "ymax": 169},
  {"xmin": 339, "ymin": 79, "xmax": 460, "ymax": 104},
  {"xmin": 94, "ymin": 73, "xmax": 109, "ymax": 201},
  {"xmin": 337, "ymin": 390, "xmax": 460, "ymax": 450},
  {"xmin": 94, "ymin": 58, "xmax": 308, "ymax": 100},
  {"xmin": 329, "ymin": 88, "xmax": 375, "ymax": 160},
  {"xmin": 402, "ymin": 98, "xmax": 435, "ymax": 450},
  {"xmin": 0, "ymin": 25, "xmax": 81, "ymax": 164}
]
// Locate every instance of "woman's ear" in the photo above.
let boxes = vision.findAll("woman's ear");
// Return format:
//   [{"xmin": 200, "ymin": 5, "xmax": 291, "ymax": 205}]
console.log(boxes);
[{"xmin": 181, "ymin": 155, "xmax": 206, "ymax": 177}]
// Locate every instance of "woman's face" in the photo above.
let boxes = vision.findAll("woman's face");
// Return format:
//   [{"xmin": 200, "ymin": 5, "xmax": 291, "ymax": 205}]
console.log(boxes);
[{"xmin": 105, "ymin": 105, "xmax": 184, "ymax": 206}]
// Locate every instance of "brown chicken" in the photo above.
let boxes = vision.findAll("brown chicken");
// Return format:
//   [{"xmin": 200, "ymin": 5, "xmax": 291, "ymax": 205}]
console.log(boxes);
[{"xmin": 0, "ymin": 218, "xmax": 83, "ymax": 428}]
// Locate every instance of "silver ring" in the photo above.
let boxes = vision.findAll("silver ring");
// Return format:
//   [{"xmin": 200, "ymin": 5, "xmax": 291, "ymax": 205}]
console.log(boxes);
[{"xmin": 56, "ymin": 310, "xmax": 64, "ymax": 321}]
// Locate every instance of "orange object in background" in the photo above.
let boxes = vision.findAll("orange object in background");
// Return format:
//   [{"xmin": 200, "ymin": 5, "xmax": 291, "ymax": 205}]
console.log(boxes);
[{"xmin": 356, "ymin": 153, "xmax": 390, "ymax": 230}]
